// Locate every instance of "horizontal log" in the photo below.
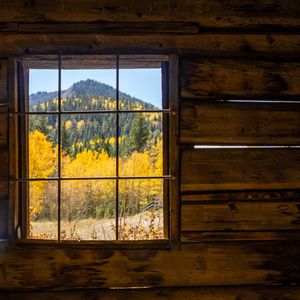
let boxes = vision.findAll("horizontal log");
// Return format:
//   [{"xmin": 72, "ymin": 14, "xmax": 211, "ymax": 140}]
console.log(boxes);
[
  {"xmin": 181, "ymin": 202, "xmax": 300, "ymax": 231},
  {"xmin": 181, "ymin": 148, "xmax": 300, "ymax": 192},
  {"xmin": 181, "ymin": 59, "xmax": 300, "ymax": 100},
  {"xmin": 182, "ymin": 230, "xmax": 300, "ymax": 242},
  {"xmin": 1, "ymin": 286, "xmax": 300, "ymax": 300},
  {"xmin": 0, "ymin": 61, "xmax": 7, "ymax": 101},
  {"xmin": 181, "ymin": 190, "xmax": 300, "ymax": 202},
  {"xmin": 0, "ymin": 0, "xmax": 299, "ymax": 30},
  {"xmin": 0, "ymin": 241, "xmax": 300, "ymax": 288},
  {"xmin": 181, "ymin": 100, "xmax": 300, "ymax": 145},
  {"xmin": 3, "ymin": 22, "xmax": 199, "ymax": 34},
  {"xmin": 0, "ymin": 104, "xmax": 8, "ymax": 147},
  {"xmin": 1, "ymin": 34, "xmax": 300, "ymax": 57}
]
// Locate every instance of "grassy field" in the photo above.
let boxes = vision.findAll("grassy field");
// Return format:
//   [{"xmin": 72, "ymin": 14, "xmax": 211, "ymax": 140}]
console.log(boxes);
[{"xmin": 30, "ymin": 209, "xmax": 164, "ymax": 240}]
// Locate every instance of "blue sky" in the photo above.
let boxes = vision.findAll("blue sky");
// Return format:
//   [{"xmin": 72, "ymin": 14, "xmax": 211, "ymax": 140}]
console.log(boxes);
[{"xmin": 29, "ymin": 68, "xmax": 162, "ymax": 107}]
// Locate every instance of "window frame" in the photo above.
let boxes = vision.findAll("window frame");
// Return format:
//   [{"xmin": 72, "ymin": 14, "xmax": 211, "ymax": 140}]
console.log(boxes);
[{"xmin": 8, "ymin": 54, "xmax": 180, "ymax": 249}]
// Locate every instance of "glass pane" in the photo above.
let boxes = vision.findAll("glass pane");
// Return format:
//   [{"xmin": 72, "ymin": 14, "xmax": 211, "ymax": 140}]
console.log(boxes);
[
  {"xmin": 29, "ymin": 69, "xmax": 58, "ymax": 112},
  {"xmin": 61, "ymin": 56, "xmax": 116, "ymax": 111},
  {"xmin": 118, "ymin": 179, "xmax": 164, "ymax": 240},
  {"xmin": 61, "ymin": 180, "xmax": 116, "ymax": 241},
  {"xmin": 61, "ymin": 113, "xmax": 116, "ymax": 177},
  {"xmin": 119, "ymin": 112, "xmax": 163, "ymax": 176},
  {"xmin": 119, "ymin": 57, "xmax": 162, "ymax": 110},
  {"xmin": 28, "ymin": 115, "xmax": 58, "ymax": 178},
  {"xmin": 28, "ymin": 181, "xmax": 58, "ymax": 240}
]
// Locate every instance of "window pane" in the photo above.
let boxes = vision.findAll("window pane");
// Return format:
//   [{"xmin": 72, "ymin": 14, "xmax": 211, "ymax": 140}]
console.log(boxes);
[
  {"xmin": 61, "ymin": 180, "xmax": 116, "ymax": 241},
  {"xmin": 118, "ymin": 179, "xmax": 164, "ymax": 240},
  {"xmin": 61, "ymin": 56, "xmax": 116, "ymax": 111},
  {"xmin": 119, "ymin": 56, "xmax": 163, "ymax": 110},
  {"xmin": 119, "ymin": 69, "xmax": 162, "ymax": 110},
  {"xmin": 29, "ymin": 115, "xmax": 58, "ymax": 178},
  {"xmin": 29, "ymin": 69, "xmax": 58, "ymax": 112},
  {"xmin": 119, "ymin": 112, "xmax": 163, "ymax": 176},
  {"xmin": 29, "ymin": 181, "xmax": 58, "ymax": 240},
  {"xmin": 61, "ymin": 113, "xmax": 116, "ymax": 177}
]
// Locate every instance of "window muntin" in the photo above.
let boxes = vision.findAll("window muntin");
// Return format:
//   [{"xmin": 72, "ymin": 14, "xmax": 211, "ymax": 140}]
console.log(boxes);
[{"xmin": 19, "ymin": 55, "xmax": 171, "ymax": 242}]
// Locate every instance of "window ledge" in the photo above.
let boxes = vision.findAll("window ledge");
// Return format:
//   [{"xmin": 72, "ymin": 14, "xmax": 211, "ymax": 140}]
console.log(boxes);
[{"xmin": 14, "ymin": 239, "xmax": 170, "ymax": 250}]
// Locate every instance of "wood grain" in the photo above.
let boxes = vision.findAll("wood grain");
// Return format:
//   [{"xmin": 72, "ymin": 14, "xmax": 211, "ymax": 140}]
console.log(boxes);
[
  {"xmin": 0, "ymin": 241, "xmax": 300, "ymax": 288},
  {"xmin": 0, "ymin": 104, "xmax": 8, "ymax": 147},
  {"xmin": 0, "ymin": 150, "xmax": 8, "ymax": 180},
  {"xmin": 0, "ymin": 61, "xmax": 7, "ymax": 102},
  {"xmin": 181, "ymin": 148, "xmax": 300, "ymax": 192},
  {"xmin": 181, "ymin": 190, "xmax": 300, "ymax": 202},
  {"xmin": 181, "ymin": 59, "xmax": 300, "ymax": 100},
  {"xmin": 182, "ymin": 230, "xmax": 300, "ymax": 242},
  {"xmin": 0, "ymin": 0, "xmax": 299, "ymax": 29},
  {"xmin": 1, "ymin": 286, "xmax": 300, "ymax": 300},
  {"xmin": 181, "ymin": 202, "xmax": 300, "ymax": 231},
  {"xmin": 1, "ymin": 34, "xmax": 300, "ymax": 57},
  {"xmin": 181, "ymin": 100, "xmax": 300, "ymax": 145}
]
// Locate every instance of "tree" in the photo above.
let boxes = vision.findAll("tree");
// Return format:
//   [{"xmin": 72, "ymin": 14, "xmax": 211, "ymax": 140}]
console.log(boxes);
[
  {"xmin": 128, "ymin": 113, "xmax": 150, "ymax": 154},
  {"xmin": 29, "ymin": 130, "xmax": 56, "ymax": 218}
]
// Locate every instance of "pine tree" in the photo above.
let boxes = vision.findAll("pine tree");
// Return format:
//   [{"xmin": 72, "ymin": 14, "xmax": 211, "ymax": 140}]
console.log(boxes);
[{"xmin": 128, "ymin": 113, "xmax": 150, "ymax": 154}]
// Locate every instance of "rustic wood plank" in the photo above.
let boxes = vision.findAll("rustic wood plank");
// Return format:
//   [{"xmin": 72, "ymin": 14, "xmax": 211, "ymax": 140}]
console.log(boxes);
[
  {"xmin": 182, "ymin": 231, "xmax": 300, "ymax": 242},
  {"xmin": 0, "ymin": 0, "xmax": 299, "ymax": 29},
  {"xmin": 169, "ymin": 55, "xmax": 180, "ymax": 249},
  {"xmin": 1, "ymin": 34, "xmax": 300, "ymax": 57},
  {"xmin": 6, "ymin": 22, "xmax": 199, "ymax": 34},
  {"xmin": 0, "ymin": 104, "xmax": 8, "ymax": 147},
  {"xmin": 0, "ymin": 61, "xmax": 7, "ymax": 102},
  {"xmin": 0, "ymin": 150, "xmax": 8, "ymax": 180},
  {"xmin": 181, "ymin": 202, "xmax": 300, "ymax": 231},
  {"xmin": 181, "ymin": 190, "xmax": 300, "ymax": 202},
  {"xmin": 1, "ymin": 286, "xmax": 300, "ymax": 300},
  {"xmin": 0, "ymin": 196, "xmax": 8, "ymax": 239},
  {"xmin": 181, "ymin": 59, "xmax": 300, "ymax": 100},
  {"xmin": 181, "ymin": 148, "xmax": 300, "ymax": 192},
  {"xmin": 181, "ymin": 100, "xmax": 300, "ymax": 145},
  {"xmin": 0, "ymin": 241, "xmax": 300, "ymax": 288}
]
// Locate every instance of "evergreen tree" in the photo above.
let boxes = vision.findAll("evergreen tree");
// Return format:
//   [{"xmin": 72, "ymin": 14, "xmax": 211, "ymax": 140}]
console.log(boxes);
[
  {"xmin": 61, "ymin": 122, "xmax": 71, "ymax": 155},
  {"xmin": 128, "ymin": 113, "xmax": 150, "ymax": 154}
]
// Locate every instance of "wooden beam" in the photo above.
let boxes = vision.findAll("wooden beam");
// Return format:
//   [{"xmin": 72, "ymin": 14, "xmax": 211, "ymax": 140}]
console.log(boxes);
[
  {"xmin": 181, "ymin": 202, "xmax": 300, "ymax": 231},
  {"xmin": 0, "ymin": 34, "xmax": 300, "ymax": 58},
  {"xmin": 181, "ymin": 59, "xmax": 300, "ymax": 100},
  {"xmin": 181, "ymin": 190, "xmax": 300, "ymax": 202},
  {"xmin": 0, "ymin": 61, "xmax": 7, "ymax": 102},
  {"xmin": 0, "ymin": 241, "xmax": 300, "ymax": 288},
  {"xmin": 182, "ymin": 230, "xmax": 300, "ymax": 242},
  {"xmin": 0, "ymin": 0, "xmax": 299, "ymax": 30},
  {"xmin": 181, "ymin": 148, "xmax": 300, "ymax": 192},
  {"xmin": 181, "ymin": 100, "xmax": 300, "ymax": 145},
  {"xmin": 1, "ymin": 286, "xmax": 300, "ymax": 300},
  {"xmin": 0, "ymin": 104, "xmax": 8, "ymax": 148}
]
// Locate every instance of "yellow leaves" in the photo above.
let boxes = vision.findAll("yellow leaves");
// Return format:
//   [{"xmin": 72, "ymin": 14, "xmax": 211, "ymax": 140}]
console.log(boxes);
[
  {"xmin": 29, "ymin": 131, "xmax": 56, "ymax": 216},
  {"xmin": 29, "ymin": 130, "xmax": 56, "ymax": 178},
  {"xmin": 64, "ymin": 120, "xmax": 73, "ymax": 130},
  {"xmin": 77, "ymin": 120, "xmax": 85, "ymax": 130}
]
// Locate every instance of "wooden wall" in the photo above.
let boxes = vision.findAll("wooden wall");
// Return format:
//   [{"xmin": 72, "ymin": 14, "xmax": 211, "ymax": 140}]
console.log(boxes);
[{"xmin": 0, "ymin": 0, "xmax": 300, "ymax": 298}]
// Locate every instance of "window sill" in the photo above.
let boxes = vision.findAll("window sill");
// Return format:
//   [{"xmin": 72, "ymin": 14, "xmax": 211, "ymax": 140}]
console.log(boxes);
[{"xmin": 15, "ymin": 239, "xmax": 170, "ymax": 250}]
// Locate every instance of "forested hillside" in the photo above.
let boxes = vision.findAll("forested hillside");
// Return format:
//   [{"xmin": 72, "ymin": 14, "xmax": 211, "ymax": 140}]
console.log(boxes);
[{"xmin": 29, "ymin": 79, "xmax": 162, "ymax": 157}]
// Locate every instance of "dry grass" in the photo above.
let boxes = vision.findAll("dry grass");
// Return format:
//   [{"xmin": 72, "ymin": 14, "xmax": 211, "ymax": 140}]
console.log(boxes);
[{"xmin": 30, "ymin": 209, "xmax": 164, "ymax": 240}]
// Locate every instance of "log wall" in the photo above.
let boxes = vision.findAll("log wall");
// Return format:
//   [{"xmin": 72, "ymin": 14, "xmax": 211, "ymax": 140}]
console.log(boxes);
[{"xmin": 0, "ymin": 0, "xmax": 299, "ymax": 298}]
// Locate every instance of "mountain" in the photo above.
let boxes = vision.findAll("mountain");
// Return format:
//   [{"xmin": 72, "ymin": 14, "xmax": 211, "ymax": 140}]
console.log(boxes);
[
  {"xmin": 29, "ymin": 79, "xmax": 158, "ymax": 110},
  {"xmin": 29, "ymin": 79, "xmax": 162, "ymax": 158}
]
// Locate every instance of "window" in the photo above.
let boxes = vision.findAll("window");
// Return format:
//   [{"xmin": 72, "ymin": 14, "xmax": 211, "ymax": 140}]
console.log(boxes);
[{"xmin": 13, "ymin": 55, "xmax": 178, "ymax": 245}]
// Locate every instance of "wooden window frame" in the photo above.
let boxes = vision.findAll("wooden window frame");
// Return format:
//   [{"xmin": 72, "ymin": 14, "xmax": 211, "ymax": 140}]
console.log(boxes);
[{"xmin": 7, "ymin": 54, "xmax": 180, "ymax": 250}]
